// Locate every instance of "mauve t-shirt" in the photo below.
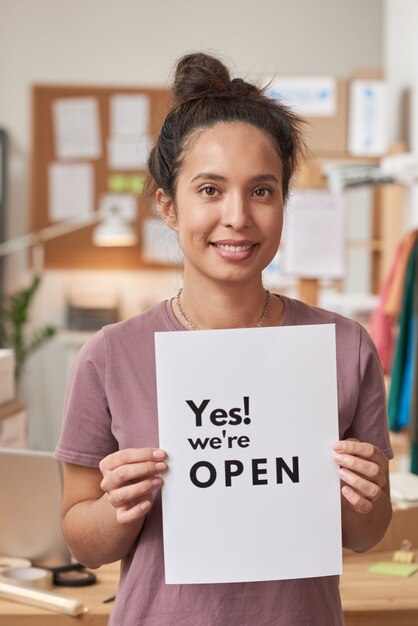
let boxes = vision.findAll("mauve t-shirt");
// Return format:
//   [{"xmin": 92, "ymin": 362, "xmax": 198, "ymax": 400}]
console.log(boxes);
[{"xmin": 55, "ymin": 296, "xmax": 393, "ymax": 626}]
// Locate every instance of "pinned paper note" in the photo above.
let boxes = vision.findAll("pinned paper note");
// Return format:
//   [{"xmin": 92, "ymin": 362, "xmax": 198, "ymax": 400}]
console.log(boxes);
[
  {"xmin": 108, "ymin": 94, "xmax": 151, "ymax": 169},
  {"xmin": 156, "ymin": 324, "xmax": 342, "ymax": 584},
  {"xmin": 52, "ymin": 98, "xmax": 101, "ymax": 159},
  {"xmin": 110, "ymin": 94, "xmax": 150, "ymax": 137},
  {"xmin": 348, "ymin": 81, "xmax": 388, "ymax": 157},
  {"xmin": 107, "ymin": 136, "xmax": 151, "ymax": 170},
  {"xmin": 283, "ymin": 190, "xmax": 347, "ymax": 278},
  {"xmin": 48, "ymin": 163, "xmax": 94, "ymax": 221},
  {"xmin": 142, "ymin": 218, "xmax": 183, "ymax": 264},
  {"xmin": 108, "ymin": 174, "xmax": 145, "ymax": 194},
  {"xmin": 368, "ymin": 562, "xmax": 418, "ymax": 578},
  {"xmin": 265, "ymin": 76, "xmax": 336, "ymax": 117}
]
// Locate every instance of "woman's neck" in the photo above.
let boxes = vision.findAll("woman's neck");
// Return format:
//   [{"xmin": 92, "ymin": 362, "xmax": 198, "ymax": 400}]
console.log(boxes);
[{"xmin": 172, "ymin": 276, "xmax": 284, "ymax": 330}]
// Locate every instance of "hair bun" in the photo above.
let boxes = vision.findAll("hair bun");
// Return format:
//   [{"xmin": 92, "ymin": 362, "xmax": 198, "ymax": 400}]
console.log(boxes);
[
  {"xmin": 172, "ymin": 52, "xmax": 231, "ymax": 105},
  {"xmin": 229, "ymin": 77, "xmax": 259, "ymax": 98}
]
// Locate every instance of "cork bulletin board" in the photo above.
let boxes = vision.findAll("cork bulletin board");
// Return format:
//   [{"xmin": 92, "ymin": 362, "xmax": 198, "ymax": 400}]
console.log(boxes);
[
  {"xmin": 30, "ymin": 85, "xmax": 172, "ymax": 269},
  {"xmin": 302, "ymin": 80, "xmax": 348, "ymax": 158}
]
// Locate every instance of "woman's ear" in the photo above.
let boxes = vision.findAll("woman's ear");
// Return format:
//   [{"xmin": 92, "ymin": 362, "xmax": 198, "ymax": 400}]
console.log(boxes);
[{"xmin": 156, "ymin": 189, "xmax": 178, "ymax": 231}]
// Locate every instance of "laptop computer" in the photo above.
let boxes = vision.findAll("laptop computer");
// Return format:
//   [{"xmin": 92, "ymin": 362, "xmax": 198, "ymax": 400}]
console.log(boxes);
[{"xmin": 0, "ymin": 448, "xmax": 71, "ymax": 567}]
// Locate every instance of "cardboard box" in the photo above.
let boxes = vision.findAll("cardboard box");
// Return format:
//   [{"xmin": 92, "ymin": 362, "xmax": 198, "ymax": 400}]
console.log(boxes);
[
  {"xmin": 368, "ymin": 505, "xmax": 418, "ymax": 553},
  {"xmin": 0, "ymin": 400, "xmax": 27, "ymax": 448},
  {"xmin": 305, "ymin": 79, "xmax": 348, "ymax": 157},
  {"xmin": 0, "ymin": 349, "xmax": 15, "ymax": 405},
  {"xmin": 264, "ymin": 76, "xmax": 348, "ymax": 158}
]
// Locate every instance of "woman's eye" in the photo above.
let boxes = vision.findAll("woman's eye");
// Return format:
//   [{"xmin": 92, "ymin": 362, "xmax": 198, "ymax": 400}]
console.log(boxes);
[
  {"xmin": 201, "ymin": 186, "xmax": 218, "ymax": 197},
  {"xmin": 254, "ymin": 187, "xmax": 270, "ymax": 197}
]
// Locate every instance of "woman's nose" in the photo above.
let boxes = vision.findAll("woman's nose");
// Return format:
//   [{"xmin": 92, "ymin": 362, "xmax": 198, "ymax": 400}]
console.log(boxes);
[{"xmin": 221, "ymin": 192, "xmax": 252, "ymax": 230}]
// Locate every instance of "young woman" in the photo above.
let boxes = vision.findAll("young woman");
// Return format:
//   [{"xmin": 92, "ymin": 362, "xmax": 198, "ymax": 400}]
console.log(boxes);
[{"xmin": 55, "ymin": 53, "xmax": 393, "ymax": 626}]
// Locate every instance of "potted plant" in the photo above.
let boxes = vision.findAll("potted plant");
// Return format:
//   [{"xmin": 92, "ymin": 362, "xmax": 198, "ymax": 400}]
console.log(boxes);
[{"xmin": 0, "ymin": 275, "xmax": 56, "ymax": 383}]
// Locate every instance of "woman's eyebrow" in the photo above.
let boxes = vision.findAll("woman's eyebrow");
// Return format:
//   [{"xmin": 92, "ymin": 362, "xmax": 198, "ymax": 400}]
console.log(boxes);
[
  {"xmin": 190, "ymin": 173, "xmax": 280, "ymax": 183},
  {"xmin": 252, "ymin": 174, "xmax": 280, "ymax": 183},
  {"xmin": 190, "ymin": 173, "xmax": 226, "ymax": 183}
]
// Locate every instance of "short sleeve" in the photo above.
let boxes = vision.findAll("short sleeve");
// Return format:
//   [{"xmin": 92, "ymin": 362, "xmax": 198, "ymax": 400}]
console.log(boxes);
[
  {"xmin": 344, "ymin": 325, "xmax": 394, "ymax": 459},
  {"xmin": 54, "ymin": 329, "xmax": 118, "ymax": 467}
]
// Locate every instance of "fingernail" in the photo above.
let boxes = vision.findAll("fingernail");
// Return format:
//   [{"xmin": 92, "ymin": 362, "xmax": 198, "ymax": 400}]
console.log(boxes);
[
  {"xmin": 333, "ymin": 442, "xmax": 344, "ymax": 451},
  {"xmin": 153, "ymin": 449, "xmax": 166, "ymax": 460},
  {"xmin": 334, "ymin": 454, "xmax": 344, "ymax": 463},
  {"xmin": 155, "ymin": 462, "xmax": 167, "ymax": 471},
  {"xmin": 140, "ymin": 500, "xmax": 151, "ymax": 511},
  {"xmin": 152, "ymin": 477, "xmax": 163, "ymax": 487}
]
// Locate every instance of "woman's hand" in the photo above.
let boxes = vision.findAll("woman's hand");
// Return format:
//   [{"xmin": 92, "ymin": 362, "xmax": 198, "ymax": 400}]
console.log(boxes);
[
  {"xmin": 333, "ymin": 439, "xmax": 388, "ymax": 514},
  {"xmin": 99, "ymin": 448, "xmax": 167, "ymax": 525}
]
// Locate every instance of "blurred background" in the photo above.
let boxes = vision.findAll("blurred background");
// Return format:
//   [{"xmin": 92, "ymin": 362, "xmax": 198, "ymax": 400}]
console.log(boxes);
[{"xmin": 0, "ymin": 0, "xmax": 416, "ymax": 465}]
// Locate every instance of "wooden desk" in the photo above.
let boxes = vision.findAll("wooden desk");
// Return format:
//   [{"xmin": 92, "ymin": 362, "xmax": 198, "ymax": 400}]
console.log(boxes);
[
  {"xmin": 0, "ymin": 552, "xmax": 417, "ymax": 625},
  {"xmin": 0, "ymin": 563, "xmax": 118, "ymax": 626},
  {"xmin": 341, "ymin": 551, "xmax": 418, "ymax": 626}
]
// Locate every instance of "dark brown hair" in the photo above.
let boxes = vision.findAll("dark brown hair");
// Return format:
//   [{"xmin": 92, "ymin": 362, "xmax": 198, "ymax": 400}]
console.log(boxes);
[{"xmin": 147, "ymin": 52, "xmax": 306, "ymax": 201}]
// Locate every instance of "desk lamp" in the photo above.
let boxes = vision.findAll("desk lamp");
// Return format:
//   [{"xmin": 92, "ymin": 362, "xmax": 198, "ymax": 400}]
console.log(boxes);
[
  {"xmin": 92, "ymin": 206, "xmax": 137, "ymax": 247},
  {"xmin": 0, "ymin": 207, "xmax": 138, "ymax": 262}
]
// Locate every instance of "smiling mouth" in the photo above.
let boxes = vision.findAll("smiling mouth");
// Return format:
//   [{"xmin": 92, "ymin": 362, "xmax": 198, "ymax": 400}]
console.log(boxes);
[
  {"xmin": 210, "ymin": 242, "xmax": 257, "ymax": 252},
  {"xmin": 209, "ymin": 241, "xmax": 258, "ymax": 262}
]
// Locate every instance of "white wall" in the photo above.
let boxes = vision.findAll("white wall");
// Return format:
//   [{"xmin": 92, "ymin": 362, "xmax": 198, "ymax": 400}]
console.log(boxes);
[
  {"xmin": 385, "ymin": 0, "xmax": 418, "ymax": 147},
  {"xmin": 0, "ymin": 0, "xmax": 384, "ymax": 449},
  {"xmin": 384, "ymin": 0, "xmax": 418, "ymax": 230}
]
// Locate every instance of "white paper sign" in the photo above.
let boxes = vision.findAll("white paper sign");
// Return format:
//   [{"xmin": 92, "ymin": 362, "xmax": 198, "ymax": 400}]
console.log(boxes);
[
  {"xmin": 52, "ymin": 98, "xmax": 101, "ymax": 159},
  {"xmin": 48, "ymin": 162, "xmax": 94, "ymax": 221},
  {"xmin": 156, "ymin": 324, "xmax": 342, "ymax": 584},
  {"xmin": 283, "ymin": 190, "xmax": 347, "ymax": 278},
  {"xmin": 348, "ymin": 80, "xmax": 388, "ymax": 156},
  {"xmin": 265, "ymin": 76, "xmax": 336, "ymax": 117}
]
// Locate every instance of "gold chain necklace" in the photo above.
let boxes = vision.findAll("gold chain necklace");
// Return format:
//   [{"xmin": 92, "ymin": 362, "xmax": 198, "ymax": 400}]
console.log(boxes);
[{"xmin": 175, "ymin": 288, "xmax": 271, "ymax": 330}]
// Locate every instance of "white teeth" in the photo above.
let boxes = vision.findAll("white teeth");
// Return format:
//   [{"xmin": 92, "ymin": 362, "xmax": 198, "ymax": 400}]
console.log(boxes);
[{"xmin": 216, "ymin": 244, "xmax": 252, "ymax": 252}]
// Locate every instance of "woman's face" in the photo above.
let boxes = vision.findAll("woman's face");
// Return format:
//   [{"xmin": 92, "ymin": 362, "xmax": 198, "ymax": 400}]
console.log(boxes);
[{"xmin": 159, "ymin": 121, "xmax": 284, "ymax": 288}]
